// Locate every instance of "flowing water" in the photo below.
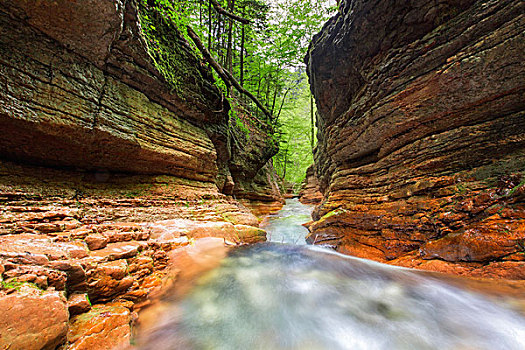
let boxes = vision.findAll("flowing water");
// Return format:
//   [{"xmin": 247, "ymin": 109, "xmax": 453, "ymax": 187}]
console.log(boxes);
[{"xmin": 139, "ymin": 199, "xmax": 525, "ymax": 350}]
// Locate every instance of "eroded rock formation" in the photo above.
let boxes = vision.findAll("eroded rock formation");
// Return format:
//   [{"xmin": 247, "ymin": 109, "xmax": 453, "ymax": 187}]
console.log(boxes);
[
  {"xmin": 0, "ymin": 0, "xmax": 281, "ymax": 348},
  {"xmin": 306, "ymin": 0, "xmax": 524, "ymax": 278},
  {"xmin": 299, "ymin": 165, "xmax": 323, "ymax": 205}
]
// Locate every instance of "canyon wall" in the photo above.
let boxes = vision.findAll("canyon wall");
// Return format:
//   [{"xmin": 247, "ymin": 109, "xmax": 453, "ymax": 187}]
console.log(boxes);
[
  {"xmin": 0, "ymin": 0, "xmax": 281, "ymax": 348},
  {"xmin": 306, "ymin": 0, "xmax": 524, "ymax": 278},
  {"xmin": 299, "ymin": 165, "xmax": 323, "ymax": 205}
]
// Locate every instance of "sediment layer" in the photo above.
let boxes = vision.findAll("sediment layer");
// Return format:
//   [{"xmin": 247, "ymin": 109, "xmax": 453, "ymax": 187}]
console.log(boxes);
[{"xmin": 306, "ymin": 0, "xmax": 525, "ymax": 278}]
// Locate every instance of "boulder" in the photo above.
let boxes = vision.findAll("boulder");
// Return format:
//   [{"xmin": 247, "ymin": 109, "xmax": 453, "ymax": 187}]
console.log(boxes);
[{"xmin": 0, "ymin": 286, "xmax": 69, "ymax": 350}]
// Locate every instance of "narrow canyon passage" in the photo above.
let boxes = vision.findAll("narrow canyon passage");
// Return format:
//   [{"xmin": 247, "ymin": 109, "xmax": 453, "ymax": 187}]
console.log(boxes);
[
  {"xmin": 136, "ymin": 200, "xmax": 525, "ymax": 350},
  {"xmin": 0, "ymin": 0, "xmax": 523, "ymax": 349}
]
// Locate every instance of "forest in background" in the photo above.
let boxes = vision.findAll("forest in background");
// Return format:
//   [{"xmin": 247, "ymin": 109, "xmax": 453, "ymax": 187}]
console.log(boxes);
[{"xmin": 138, "ymin": 0, "xmax": 336, "ymax": 190}]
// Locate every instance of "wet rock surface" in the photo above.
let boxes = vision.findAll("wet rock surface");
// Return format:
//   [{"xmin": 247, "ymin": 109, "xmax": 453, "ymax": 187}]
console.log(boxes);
[
  {"xmin": 0, "ymin": 286, "xmax": 69, "ymax": 350},
  {"xmin": 67, "ymin": 303, "xmax": 133, "ymax": 350},
  {"xmin": 0, "ymin": 0, "xmax": 283, "ymax": 348},
  {"xmin": 306, "ymin": 0, "xmax": 525, "ymax": 277}
]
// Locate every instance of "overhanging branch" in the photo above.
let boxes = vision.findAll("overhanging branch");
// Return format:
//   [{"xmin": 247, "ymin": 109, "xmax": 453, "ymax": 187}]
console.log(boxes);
[
  {"xmin": 187, "ymin": 26, "xmax": 272, "ymax": 120},
  {"xmin": 209, "ymin": 0, "xmax": 251, "ymax": 24}
]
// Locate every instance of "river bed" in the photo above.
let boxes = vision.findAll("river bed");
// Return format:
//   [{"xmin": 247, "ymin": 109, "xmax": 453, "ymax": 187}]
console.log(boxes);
[{"xmin": 137, "ymin": 199, "xmax": 525, "ymax": 350}]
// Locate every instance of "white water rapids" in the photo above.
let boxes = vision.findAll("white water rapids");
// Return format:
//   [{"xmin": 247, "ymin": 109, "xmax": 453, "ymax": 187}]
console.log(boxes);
[{"xmin": 138, "ymin": 199, "xmax": 525, "ymax": 350}]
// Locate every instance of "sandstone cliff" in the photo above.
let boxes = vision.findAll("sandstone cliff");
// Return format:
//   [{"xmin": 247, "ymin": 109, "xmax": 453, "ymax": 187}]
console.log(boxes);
[
  {"xmin": 306, "ymin": 0, "xmax": 524, "ymax": 278},
  {"xmin": 0, "ymin": 0, "xmax": 281, "ymax": 348},
  {"xmin": 299, "ymin": 165, "xmax": 323, "ymax": 205}
]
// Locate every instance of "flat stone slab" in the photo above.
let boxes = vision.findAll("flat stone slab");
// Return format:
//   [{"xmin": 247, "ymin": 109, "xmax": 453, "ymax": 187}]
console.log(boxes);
[
  {"xmin": 89, "ymin": 241, "xmax": 147, "ymax": 261},
  {"xmin": 145, "ymin": 219, "xmax": 266, "ymax": 243},
  {"xmin": 0, "ymin": 234, "xmax": 88, "ymax": 261}
]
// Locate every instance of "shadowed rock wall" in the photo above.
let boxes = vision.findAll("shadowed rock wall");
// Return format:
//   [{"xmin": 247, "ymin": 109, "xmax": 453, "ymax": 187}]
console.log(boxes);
[
  {"xmin": 0, "ymin": 1, "xmax": 281, "ymax": 348},
  {"xmin": 306, "ymin": 0, "xmax": 524, "ymax": 278}
]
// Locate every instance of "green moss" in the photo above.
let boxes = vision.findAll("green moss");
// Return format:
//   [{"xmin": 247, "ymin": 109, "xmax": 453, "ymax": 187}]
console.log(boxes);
[
  {"xmin": 1, "ymin": 278, "xmax": 44, "ymax": 292},
  {"xmin": 231, "ymin": 109, "xmax": 250, "ymax": 137},
  {"xmin": 471, "ymin": 158, "xmax": 525, "ymax": 186},
  {"xmin": 136, "ymin": 0, "xmax": 204, "ymax": 95},
  {"xmin": 320, "ymin": 208, "xmax": 348, "ymax": 221}
]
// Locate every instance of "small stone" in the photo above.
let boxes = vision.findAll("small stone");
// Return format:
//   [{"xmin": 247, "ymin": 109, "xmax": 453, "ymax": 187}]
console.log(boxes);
[
  {"xmin": 85, "ymin": 234, "xmax": 108, "ymax": 250},
  {"xmin": 67, "ymin": 293, "xmax": 91, "ymax": 316}
]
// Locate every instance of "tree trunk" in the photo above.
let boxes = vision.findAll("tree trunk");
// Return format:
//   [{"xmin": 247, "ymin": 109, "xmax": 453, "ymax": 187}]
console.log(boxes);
[
  {"xmin": 208, "ymin": 0, "xmax": 212, "ymax": 49},
  {"xmin": 226, "ymin": 0, "xmax": 235, "ymax": 95},
  {"xmin": 240, "ymin": 7, "xmax": 245, "ymax": 87},
  {"xmin": 187, "ymin": 26, "xmax": 272, "ymax": 119},
  {"xmin": 271, "ymin": 85, "xmax": 278, "ymax": 116}
]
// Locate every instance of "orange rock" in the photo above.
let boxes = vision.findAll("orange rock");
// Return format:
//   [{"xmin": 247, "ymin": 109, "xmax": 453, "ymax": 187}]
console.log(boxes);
[
  {"xmin": 87, "ymin": 260, "xmax": 134, "ymax": 302},
  {"xmin": 68, "ymin": 293, "xmax": 92, "ymax": 316},
  {"xmin": 85, "ymin": 234, "xmax": 109, "ymax": 250},
  {"xmin": 0, "ymin": 234, "xmax": 88, "ymax": 260},
  {"xmin": 68, "ymin": 303, "xmax": 132, "ymax": 350},
  {"xmin": 0, "ymin": 286, "xmax": 69, "ymax": 350},
  {"xmin": 147, "ymin": 219, "xmax": 266, "ymax": 244},
  {"xmin": 89, "ymin": 241, "xmax": 147, "ymax": 261}
]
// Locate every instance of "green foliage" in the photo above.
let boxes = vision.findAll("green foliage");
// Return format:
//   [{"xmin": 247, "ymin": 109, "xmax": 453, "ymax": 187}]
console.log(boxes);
[
  {"xmin": 273, "ymin": 74, "xmax": 316, "ymax": 190},
  {"xmin": 137, "ymin": 0, "xmax": 203, "ymax": 94},
  {"xmin": 229, "ymin": 108, "xmax": 250, "ymax": 137},
  {"xmin": 137, "ymin": 0, "xmax": 334, "ymax": 186}
]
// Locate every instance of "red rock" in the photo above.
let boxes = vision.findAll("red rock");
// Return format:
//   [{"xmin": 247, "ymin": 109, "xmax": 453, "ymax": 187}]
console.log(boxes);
[
  {"xmin": 128, "ymin": 255, "xmax": 154, "ymax": 278},
  {"xmin": 89, "ymin": 241, "xmax": 147, "ymax": 261},
  {"xmin": 148, "ymin": 219, "xmax": 266, "ymax": 244},
  {"xmin": 68, "ymin": 293, "xmax": 92, "ymax": 316},
  {"xmin": 102, "ymin": 230, "xmax": 134, "ymax": 243},
  {"xmin": 68, "ymin": 303, "xmax": 132, "ymax": 350},
  {"xmin": 299, "ymin": 165, "xmax": 323, "ymax": 205},
  {"xmin": 86, "ymin": 260, "xmax": 134, "ymax": 302},
  {"xmin": 305, "ymin": 0, "xmax": 525, "ymax": 277},
  {"xmin": 0, "ymin": 286, "xmax": 69, "ymax": 350},
  {"xmin": 49, "ymin": 260, "xmax": 87, "ymax": 294},
  {"xmin": 85, "ymin": 234, "xmax": 109, "ymax": 251},
  {"xmin": 0, "ymin": 234, "xmax": 88, "ymax": 260},
  {"xmin": 3, "ymin": 265, "xmax": 67, "ymax": 290}
]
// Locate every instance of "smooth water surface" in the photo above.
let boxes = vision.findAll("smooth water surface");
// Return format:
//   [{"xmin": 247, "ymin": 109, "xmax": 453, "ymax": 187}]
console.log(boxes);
[{"xmin": 139, "ymin": 200, "xmax": 525, "ymax": 350}]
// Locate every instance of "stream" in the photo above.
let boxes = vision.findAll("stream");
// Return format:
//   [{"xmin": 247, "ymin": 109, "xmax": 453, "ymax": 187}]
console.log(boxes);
[{"xmin": 139, "ymin": 198, "xmax": 525, "ymax": 350}]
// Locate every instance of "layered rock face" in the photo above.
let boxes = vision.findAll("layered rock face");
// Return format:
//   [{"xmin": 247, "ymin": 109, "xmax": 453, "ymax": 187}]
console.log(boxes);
[
  {"xmin": 306, "ymin": 0, "xmax": 524, "ymax": 278},
  {"xmin": 0, "ymin": 0, "xmax": 280, "ymax": 348},
  {"xmin": 228, "ymin": 103, "xmax": 285, "ymax": 217},
  {"xmin": 299, "ymin": 165, "xmax": 323, "ymax": 205}
]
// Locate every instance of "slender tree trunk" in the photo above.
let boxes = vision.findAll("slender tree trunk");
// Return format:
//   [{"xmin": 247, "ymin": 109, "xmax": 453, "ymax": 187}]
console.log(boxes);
[
  {"xmin": 270, "ymin": 86, "xmax": 278, "ymax": 115},
  {"xmin": 226, "ymin": 0, "xmax": 235, "ymax": 95},
  {"xmin": 256, "ymin": 61, "xmax": 262, "ymax": 99},
  {"xmin": 240, "ymin": 7, "xmax": 245, "ymax": 87},
  {"xmin": 208, "ymin": 0, "xmax": 212, "ymax": 49},
  {"xmin": 199, "ymin": 0, "xmax": 203, "ymax": 26},
  {"xmin": 265, "ymin": 75, "xmax": 271, "ymax": 107},
  {"xmin": 226, "ymin": 0, "xmax": 234, "ymax": 72}
]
